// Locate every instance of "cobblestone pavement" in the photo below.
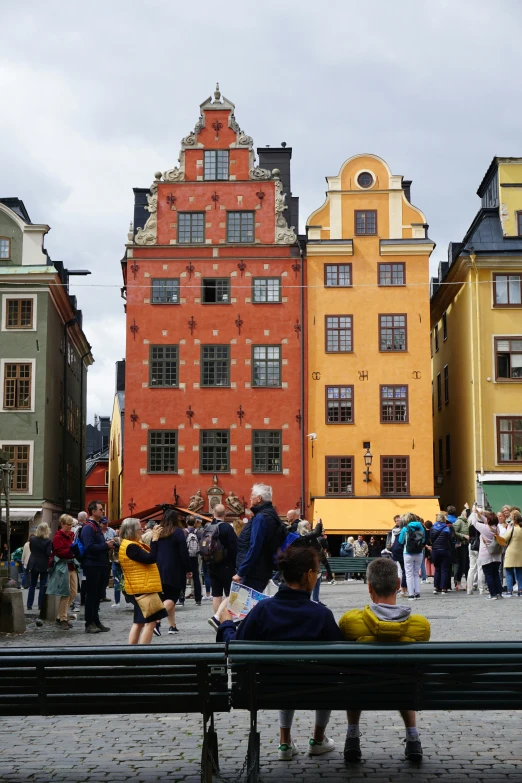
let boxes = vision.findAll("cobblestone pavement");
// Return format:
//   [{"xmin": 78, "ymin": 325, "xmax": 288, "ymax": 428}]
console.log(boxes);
[{"xmin": 1, "ymin": 579, "xmax": 521, "ymax": 782}]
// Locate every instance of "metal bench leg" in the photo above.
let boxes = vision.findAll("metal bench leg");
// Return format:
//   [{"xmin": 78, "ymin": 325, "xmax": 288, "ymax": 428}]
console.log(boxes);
[
  {"xmin": 246, "ymin": 710, "xmax": 259, "ymax": 783},
  {"xmin": 201, "ymin": 711, "xmax": 218, "ymax": 783}
]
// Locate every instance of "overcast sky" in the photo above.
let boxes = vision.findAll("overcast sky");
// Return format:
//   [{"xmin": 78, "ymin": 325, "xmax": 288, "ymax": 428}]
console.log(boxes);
[{"xmin": 2, "ymin": 0, "xmax": 522, "ymax": 423}]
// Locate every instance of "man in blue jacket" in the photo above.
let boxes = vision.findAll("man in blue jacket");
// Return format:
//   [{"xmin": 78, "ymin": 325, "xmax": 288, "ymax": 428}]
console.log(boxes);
[
  {"xmin": 82, "ymin": 500, "xmax": 114, "ymax": 634},
  {"xmin": 232, "ymin": 484, "xmax": 282, "ymax": 592}
]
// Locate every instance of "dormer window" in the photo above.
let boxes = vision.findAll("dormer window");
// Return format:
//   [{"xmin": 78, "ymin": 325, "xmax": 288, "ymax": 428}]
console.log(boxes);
[
  {"xmin": 204, "ymin": 150, "xmax": 229, "ymax": 181},
  {"xmin": 0, "ymin": 238, "xmax": 11, "ymax": 259}
]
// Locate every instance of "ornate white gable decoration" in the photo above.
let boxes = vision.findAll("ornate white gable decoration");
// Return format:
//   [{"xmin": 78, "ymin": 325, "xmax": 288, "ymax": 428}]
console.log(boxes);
[
  {"xmin": 135, "ymin": 175, "xmax": 160, "ymax": 246},
  {"xmin": 274, "ymin": 178, "xmax": 297, "ymax": 244}
]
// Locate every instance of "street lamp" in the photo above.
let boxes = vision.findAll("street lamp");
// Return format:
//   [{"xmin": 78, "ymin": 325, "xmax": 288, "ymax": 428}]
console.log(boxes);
[
  {"xmin": 436, "ymin": 472, "xmax": 444, "ymax": 486},
  {"xmin": 363, "ymin": 446, "xmax": 373, "ymax": 483}
]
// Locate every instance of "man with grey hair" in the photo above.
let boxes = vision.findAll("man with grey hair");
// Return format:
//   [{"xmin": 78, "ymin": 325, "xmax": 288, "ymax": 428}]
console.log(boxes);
[
  {"xmin": 232, "ymin": 484, "xmax": 282, "ymax": 592},
  {"xmin": 286, "ymin": 508, "xmax": 300, "ymax": 533}
]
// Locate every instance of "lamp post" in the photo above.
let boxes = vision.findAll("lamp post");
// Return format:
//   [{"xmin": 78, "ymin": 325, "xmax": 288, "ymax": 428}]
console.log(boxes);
[
  {"xmin": 0, "ymin": 450, "xmax": 14, "ymax": 585},
  {"xmin": 363, "ymin": 447, "xmax": 373, "ymax": 483}
]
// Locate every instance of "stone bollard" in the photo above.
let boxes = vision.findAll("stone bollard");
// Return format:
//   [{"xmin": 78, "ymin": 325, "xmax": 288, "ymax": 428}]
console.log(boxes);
[
  {"xmin": 39, "ymin": 593, "xmax": 61, "ymax": 623},
  {"xmin": 0, "ymin": 587, "xmax": 26, "ymax": 634}
]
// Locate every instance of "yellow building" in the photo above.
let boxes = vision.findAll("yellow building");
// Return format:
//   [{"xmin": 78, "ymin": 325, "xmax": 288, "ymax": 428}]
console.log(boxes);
[
  {"xmin": 108, "ymin": 361, "xmax": 125, "ymax": 521},
  {"xmin": 431, "ymin": 157, "xmax": 522, "ymax": 512},
  {"xmin": 305, "ymin": 154, "xmax": 439, "ymax": 537}
]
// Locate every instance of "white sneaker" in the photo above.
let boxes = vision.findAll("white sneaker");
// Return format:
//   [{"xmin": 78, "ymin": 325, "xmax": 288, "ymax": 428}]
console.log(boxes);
[
  {"xmin": 308, "ymin": 736, "xmax": 335, "ymax": 755},
  {"xmin": 278, "ymin": 740, "xmax": 298, "ymax": 760},
  {"xmin": 202, "ymin": 595, "xmax": 212, "ymax": 601},
  {"xmin": 111, "ymin": 604, "xmax": 120, "ymax": 608},
  {"xmin": 329, "ymin": 580, "xmax": 337, "ymax": 585}
]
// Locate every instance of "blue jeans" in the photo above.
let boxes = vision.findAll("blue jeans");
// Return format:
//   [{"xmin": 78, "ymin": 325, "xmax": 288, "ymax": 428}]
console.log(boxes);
[
  {"xmin": 432, "ymin": 550, "xmax": 451, "ymax": 591},
  {"xmin": 420, "ymin": 556, "xmax": 427, "ymax": 581},
  {"xmin": 112, "ymin": 563, "xmax": 121, "ymax": 604},
  {"xmin": 27, "ymin": 569, "xmax": 48, "ymax": 609},
  {"xmin": 505, "ymin": 566, "xmax": 522, "ymax": 594},
  {"xmin": 312, "ymin": 574, "xmax": 321, "ymax": 602}
]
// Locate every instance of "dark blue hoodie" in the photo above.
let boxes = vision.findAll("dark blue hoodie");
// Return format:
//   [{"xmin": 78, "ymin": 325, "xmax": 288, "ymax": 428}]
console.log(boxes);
[{"xmin": 217, "ymin": 585, "xmax": 343, "ymax": 644}]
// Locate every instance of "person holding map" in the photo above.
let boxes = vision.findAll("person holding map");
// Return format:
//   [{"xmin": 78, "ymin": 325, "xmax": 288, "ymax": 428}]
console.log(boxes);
[{"xmin": 217, "ymin": 546, "xmax": 342, "ymax": 761}]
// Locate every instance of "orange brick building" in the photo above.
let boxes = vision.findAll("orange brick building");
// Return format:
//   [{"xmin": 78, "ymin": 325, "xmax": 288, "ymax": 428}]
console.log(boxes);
[{"xmin": 122, "ymin": 86, "xmax": 303, "ymax": 518}]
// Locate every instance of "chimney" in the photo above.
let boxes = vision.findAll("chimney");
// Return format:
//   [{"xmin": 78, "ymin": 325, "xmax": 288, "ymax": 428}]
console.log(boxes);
[
  {"xmin": 115, "ymin": 359, "xmax": 126, "ymax": 392},
  {"xmin": 402, "ymin": 180, "xmax": 412, "ymax": 203}
]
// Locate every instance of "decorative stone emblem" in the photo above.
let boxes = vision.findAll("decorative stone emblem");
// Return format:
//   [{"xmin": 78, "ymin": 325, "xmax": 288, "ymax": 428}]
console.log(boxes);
[
  {"xmin": 207, "ymin": 474, "xmax": 224, "ymax": 513},
  {"xmin": 163, "ymin": 165, "xmax": 184, "ymax": 182},
  {"xmin": 226, "ymin": 491, "xmax": 244, "ymax": 516},
  {"xmin": 187, "ymin": 489, "xmax": 205, "ymax": 514},
  {"xmin": 249, "ymin": 167, "xmax": 272, "ymax": 180}
]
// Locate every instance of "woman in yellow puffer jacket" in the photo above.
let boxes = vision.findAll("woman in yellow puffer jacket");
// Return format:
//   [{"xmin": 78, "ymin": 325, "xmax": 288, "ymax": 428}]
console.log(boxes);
[{"xmin": 119, "ymin": 517, "xmax": 167, "ymax": 645}]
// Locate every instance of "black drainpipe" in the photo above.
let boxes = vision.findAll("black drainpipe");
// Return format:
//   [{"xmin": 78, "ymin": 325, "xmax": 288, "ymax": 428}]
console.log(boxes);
[
  {"xmin": 79, "ymin": 348, "xmax": 91, "ymax": 514},
  {"xmin": 299, "ymin": 243, "xmax": 305, "ymax": 516}
]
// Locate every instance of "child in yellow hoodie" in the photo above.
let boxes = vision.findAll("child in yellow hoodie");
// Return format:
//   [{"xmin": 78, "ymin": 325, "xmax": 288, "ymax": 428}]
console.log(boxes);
[{"xmin": 339, "ymin": 557, "xmax": 430, "ymax": 764}]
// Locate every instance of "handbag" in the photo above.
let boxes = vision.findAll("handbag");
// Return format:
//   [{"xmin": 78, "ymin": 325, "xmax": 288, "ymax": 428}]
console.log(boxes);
[
  {"xmin": 482, "ymin": 535, "xmax": 505, "ymax": 556},
  {"xmin": 135, "ymin": 592, "xmax": 164, "ymax": 618}
]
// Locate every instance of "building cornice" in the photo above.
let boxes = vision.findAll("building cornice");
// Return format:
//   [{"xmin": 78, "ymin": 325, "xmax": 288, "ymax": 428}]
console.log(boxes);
[
  {"xmin": 306, "ymin": 241, "xmax": 354, "ymax": 257},
  {"xmin": 380, "ymin": 239, "xmax": 435, "ymax": 256}
]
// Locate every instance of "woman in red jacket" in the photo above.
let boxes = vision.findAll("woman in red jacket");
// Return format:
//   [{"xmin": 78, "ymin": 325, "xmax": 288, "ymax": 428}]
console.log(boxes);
[{"xmin": 52, "ymin": 515, "xmax": 78, "ymax": 629}]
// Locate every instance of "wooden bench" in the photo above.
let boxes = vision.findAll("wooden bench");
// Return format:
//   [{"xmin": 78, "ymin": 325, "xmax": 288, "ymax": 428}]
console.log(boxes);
[
  {"xmin": 228, "ymin": 640, "xmax": 522, "ymax": 782},
  {"xmin": 0, "ymin": 644, "xmax": 229, "ymax": 782},
  {"xmin": 321, "ymin": 556, "xmax": 377, "ymax": 582}
]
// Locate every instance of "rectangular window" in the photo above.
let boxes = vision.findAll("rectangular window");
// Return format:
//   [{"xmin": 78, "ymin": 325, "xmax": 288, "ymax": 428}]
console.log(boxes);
[
  {"xmin": 177, "ymin": 212, "xmax": 205, "ymax": 244},
  {"xmin": 227, "ymin": 212, "xmax": 254, "ymax": 243},
  {"xmin": 324, "ymin": 264, "xmax": 352, "ymax": 287},
  {"xmin": 446, "ymin": 434, "xmax": 451, "ymax": 472},
  {"xmin": 3, "ymin": 363, "xmax": 32, "ymax": 409},
  {"xmin": 355, "ymin": 210, "xmax": 377, "ymax": 235},
  {"xmin": 200, "ymin": 430, "xmax": 230, "ymax": 472},
  {"xmin": 252, "ymin": 346, "xmax": 281, "ymax": 387},
  {"xmin": 253, "ymin": 430, "xmax": 282, "ymax": 473},
  {"xmin": 326, "ymin": 386, "xmax": 354, "ymax": 424},
  {"xmin": 495, "ymin": 337, "xmax": 522, "ymax": 380},
  {"xmin": 0, "ymin": 238, "xmax": 11, "ymax": 259},
  {"xmin": 325, "ymin": 315, "xmax": 353, "ymax": 352},
  {"xmin": 201, "ymin": 345, "xmax": 230, "ymax": 387},
  {"xmin": 494, "ymin": 274, "xmax": 522, "ymax": 306},
  {"xmin": 202, "ymin": 278, "xmax": 230, "ymax": 304},
  {"xmin": 434, "ymin": 323, "xmax": 439, "ymax": 352},
  {"xmin": 66, "ymin": 396, "xmax": 80, "ymax": 440},
  {"xmin": 438, "ymin": 438, "xmax": 444, "ymax": 473},
  {"xmin": 150, "ymin": 345, "xmax": 179, "ymax": 387},
  {"xmin": 437, "ymin": 373, "xmax": 442, "ymax": 410},
  {"xmin": 252, "ymin": 277, "xmax": 281, "ymax": 303},
  {"xmin": 380, "ymin": 385, "xmax": 408, "ymax": 422},
  {"xmin": 104, "ymin": 470, "xmax": 109, "ymax": 485},
  {"xmin": 379, "ymin": 314, "xmax": 407, "ymax": 351},
  {"xmin": 204, "ymin": 150, "xmax": 229, "ymax": 181},
  {"xmin": 444, "ymin": 365, "xmax": 449, "ymax": 404},
  {"xmin": 2, "ymin": 445, "xmax": 30, "ymax": 491},
  {"xmin": 151, "ymin": 278, "xmax": 180, "ymax": 304},
  {"xmin": 442, "ymin": 312, "xmax": 448, "ymax": 340},
  {"xmin": 326, "ymin": 456, "xmax": 353, "ymax": 494},
  {"xmin": 148, "ymin": 430, "xmax": 178, "ymax": 473},
  {"xmin": 6, "ymin": 299, "xmax": 33, "ymax": 329},
  {"xmin": 517, "ymin": 212, "xmax": 522, "ymax": 236},
  {"xmin": 378, "ymin": 263, "xmax": 405, "ymax": 286},
  {"xmin": 497, "ymin": 417, "xmax": 522, "ymax": 463},
  {"xmin": 381, "ymin": 456, "xmax": 409, "ymax": 495},
  {"xmin": 430, "ymin": 330, "xmax": 433, "ymax": 359}
]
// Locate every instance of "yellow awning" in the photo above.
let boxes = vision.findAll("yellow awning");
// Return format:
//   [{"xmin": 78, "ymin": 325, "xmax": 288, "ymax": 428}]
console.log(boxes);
[{"xmin": 312, "ymin": 498, "xmax": 441, "ymax": 535}]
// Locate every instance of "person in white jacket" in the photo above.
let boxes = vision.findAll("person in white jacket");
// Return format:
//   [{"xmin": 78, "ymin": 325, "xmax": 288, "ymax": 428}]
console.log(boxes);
[{"xmin": 469, "ymin": 506, "xmax": 503, "ymax": 600}]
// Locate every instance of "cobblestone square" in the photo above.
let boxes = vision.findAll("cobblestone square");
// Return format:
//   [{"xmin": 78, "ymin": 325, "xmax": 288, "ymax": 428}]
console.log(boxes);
[{"xmin": 1, "ymin": 580, "xmax": 521, "ymax": 782}]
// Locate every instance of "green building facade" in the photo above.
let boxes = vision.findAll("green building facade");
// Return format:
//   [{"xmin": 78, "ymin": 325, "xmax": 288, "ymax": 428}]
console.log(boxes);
[{"xmin": 0, "ymin": 199, "xmax": 93, "ymax": 549}]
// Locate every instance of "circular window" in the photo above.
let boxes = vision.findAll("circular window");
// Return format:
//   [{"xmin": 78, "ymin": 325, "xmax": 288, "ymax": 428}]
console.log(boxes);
[{"xmin": 357, "ymin": 172, "xmax": 374, "ymax": 188}]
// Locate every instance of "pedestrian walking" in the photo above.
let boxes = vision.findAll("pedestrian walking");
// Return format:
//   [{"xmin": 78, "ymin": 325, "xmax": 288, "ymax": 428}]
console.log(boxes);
[
  {"xmin": 233, "ymin": 484, "xmax": 283, "ymax": 593},
  {"xmin": 430, "ymin": 513, "xmax": 455, "ymax": 594},
  {"xmin": 156, "ymin": 509, "xmax": 192, "ymax": 635},
  {"xmin": 423, "ymin": 521, "xmax": 435, "ymax": 581},
  {"xmin": 47, "ymin": 515, "xmax": 78, "ymax": 629},
  {"xmin": 119, "ymin": 517, "xmax": 167, "ymax": 645},
  {"xmin": 81, "ymin": 500, "xmax": 114, "ymax": 634},
  {"xmin": 186, "ymin": 520, "xmax": 203, "ymax": 605},
  {"xmin": 204, "ymin": 504, "xmax": 238, "ymax": 629},
  {"xmin": 503, "ymin": 512, "xmax": 522, "ymax": 596},
  {"xmin": 21, "ymin": 538, "xmax": 31, "ymax": 588},
  {"xmin": 340, "ymin": 537, "xmax": 354, "ymax": 581},
  {"xmin": 390, "ymin": 517, "xmax": 408, "ymax": 597},
  {"xmin": 26, "ymin": 523, "xmax": 53, "ymax": 611},
  {"xmin": 368, "ymin": 537, "xmax": 381, "ymax": 558},
  {"xmin": 398, "ymin": 514, "xmax": 425, "ymax": 599}
]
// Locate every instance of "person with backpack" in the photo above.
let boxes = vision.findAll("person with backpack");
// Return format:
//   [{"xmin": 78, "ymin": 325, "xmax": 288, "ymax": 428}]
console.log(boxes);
[
  {"xmin": 398, "ymin": 514, "xmax": 425, "ymax": 600},
  {"xmin": 469, "ymin": 506, "xmax": 504, "ymax": 600},
  {"xmin": 156, "ymin": 509, "xmax": 192, "ymax": 634},
  {"xmin": 185, "ymin": 519, "xmax": 202, "ymax": 606},
  {"xmin": 232, "ymin": 484, "xmax": 284, "ymax": 593},
  {"xmin": 202, "ymin": 505, "xmax": 238, "ymax": 628},
  {"xmin": 390, "ymin": 517, "xmax": 408, "ymax": 598}
]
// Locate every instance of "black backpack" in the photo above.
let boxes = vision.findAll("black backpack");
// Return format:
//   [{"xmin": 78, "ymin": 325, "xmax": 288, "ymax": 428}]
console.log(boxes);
[
  {"xmin": 406, "ymin": 525, "xmax": 424, "ymax": 554},
  {"xmin": 200, "ymin": 522, "xmax": 226, "ymax": 564}
]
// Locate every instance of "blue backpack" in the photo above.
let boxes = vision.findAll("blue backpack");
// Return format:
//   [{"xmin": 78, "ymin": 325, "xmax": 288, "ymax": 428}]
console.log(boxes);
[{"xmin": 71, "ymin": 522, "xmax": 95, "ymax": 561}]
